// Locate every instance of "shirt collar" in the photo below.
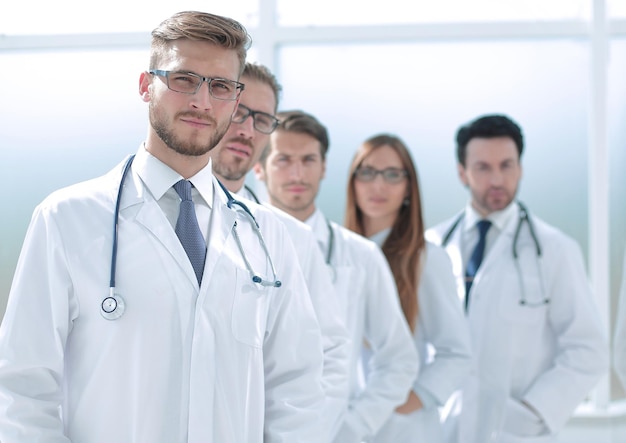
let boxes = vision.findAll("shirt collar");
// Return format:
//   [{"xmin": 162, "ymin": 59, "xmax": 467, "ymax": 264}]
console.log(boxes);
[
  {"xmin": 464, "ymin": 200, "xmax": 517, "ymax": 232},
  {"xmin": 134, "ymin": 144, "xmax": 214, "ymax": 207}
]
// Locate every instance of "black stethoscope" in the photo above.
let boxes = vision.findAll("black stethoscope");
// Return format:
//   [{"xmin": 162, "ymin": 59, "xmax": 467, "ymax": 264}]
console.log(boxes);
[
  {"xmin": 245, "ymin": 185, "xmax": 336, "ymax": 282},
  {"xmin": 441, "ymin": 201, "xmax": 549, "ymax": 307},
  {"xmin": 324, "ymin": 218, "xmax": 336, "ymax": 283},
  {"xmin": 101, "ymin": 156, "xmax": 281, "ymax": 320}
]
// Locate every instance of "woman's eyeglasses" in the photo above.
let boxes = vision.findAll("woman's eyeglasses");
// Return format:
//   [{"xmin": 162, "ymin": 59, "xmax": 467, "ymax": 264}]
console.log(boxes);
[{"xmin": 354, "ymin": 167, "xmax": 408, "ymax": 184}]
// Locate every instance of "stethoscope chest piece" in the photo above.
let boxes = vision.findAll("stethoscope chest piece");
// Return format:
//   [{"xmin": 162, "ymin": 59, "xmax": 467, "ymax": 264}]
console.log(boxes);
[{"xmin": 101, "ymin": 293, "xmax": 126, "ymax": 320}]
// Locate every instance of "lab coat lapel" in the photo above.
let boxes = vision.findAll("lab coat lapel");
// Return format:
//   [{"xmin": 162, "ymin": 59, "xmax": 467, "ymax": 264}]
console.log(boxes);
[
  {"xmin": 116, "ymin": 164, "xmax": 199, "ymax": 288},
  {"xmin": 116, "ymin": 163, "xmax": 237, "ymax": 288},
  {"xmin": 442, "ymin": 212, "xmax": 466, "ymax": 305},
  {"xmin": 201, "ymin": 178, "xmax": 237, "ymax": 288}
]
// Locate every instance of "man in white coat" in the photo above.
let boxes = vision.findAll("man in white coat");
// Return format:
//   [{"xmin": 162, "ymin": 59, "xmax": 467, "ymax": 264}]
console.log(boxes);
[
  {"xmin": 209, "ymin": 62, "xmax": 350, "ymax": 441},
  {"xmin": 426, "ymin": 114, "xmax": 608, "ymax": 443},
  {"xmin": 253, "ymin": 109, "xmax": 419, "ymax": 443},
  {"xmin": 0, "ymin": 11, "xmax": 325, "ymax": 443}
]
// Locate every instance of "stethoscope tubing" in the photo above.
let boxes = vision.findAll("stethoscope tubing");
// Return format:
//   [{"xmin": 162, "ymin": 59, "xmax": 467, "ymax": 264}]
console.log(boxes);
[
  {"xmin": 218, "ymin": 181, "xmax": 281, "ymax": 288},
  {"xmin": 104, "ymin": 156, "xmax": 281, "ymax": 320},
  {"xmin": 441, "ymin": 201, "xmax": 548, "ymax": 307},
  {"xmin": 441, "ymin": 201, "xmax": 541, "ymax": 259},
  {"xmin": 110, "ymin": 154, "xmax": 136, "ymax": 290},
  {"xmin": 246, "ymin": 184, "xmax": 332, "ymax": 283}
]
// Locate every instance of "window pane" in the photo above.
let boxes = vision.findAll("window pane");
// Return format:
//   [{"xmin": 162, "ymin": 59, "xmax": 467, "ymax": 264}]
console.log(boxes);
[
  {"xmin": 277, "ymin": 0, "xmax": 591, "ymax": 26},
  {"xmin": 0, "ymin": 1, "xmax": 258, "ymax": 35},
  {"xmin": 276, "ymin": 40, "xmax": 589, "ymax": 257},
  {"xmin": 609, "ymin": 0, "xmax": 626, "ymax": 18},
  {"xmin": 0, "ymin": 49, "xmax": 150, "ymax": 313}
]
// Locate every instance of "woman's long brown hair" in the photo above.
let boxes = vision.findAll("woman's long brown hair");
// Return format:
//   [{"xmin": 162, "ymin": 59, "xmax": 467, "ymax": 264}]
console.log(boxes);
[{"xmin": 344, "ymin": 134, "xmax": 426, "ymax": 332}]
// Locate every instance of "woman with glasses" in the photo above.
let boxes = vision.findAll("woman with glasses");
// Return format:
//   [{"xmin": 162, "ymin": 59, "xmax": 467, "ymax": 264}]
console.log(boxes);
[{"xmin": 345, "ymin": 134, "xmax": 472, "ymax": 443}]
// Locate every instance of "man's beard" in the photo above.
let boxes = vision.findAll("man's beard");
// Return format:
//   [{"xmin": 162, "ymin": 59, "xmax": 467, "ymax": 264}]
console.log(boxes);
[
  {"xmin": 150, "ymin": 106, "xmax": 230, "ymax": 157},
  {"xmin": 212, "ymin": 156, "xmax": 248, "ymax": 181},
  {"xmin": 212, "ymin": 137, "xmax": 255, "ymax": 181}
]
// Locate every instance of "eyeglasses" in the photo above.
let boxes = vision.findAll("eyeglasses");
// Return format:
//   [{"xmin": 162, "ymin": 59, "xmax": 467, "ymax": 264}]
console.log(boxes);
[
  {"xmin": 232, "ymin": 104, "xmax": 280, "ymax": 134},
  {"xmin": 231, "ymin": 103, "xmax": 280, "ymax": 134},
  {"xmin": 354, "ymin": 167, "xmax": 408, "ymax": 184},
  {"xmin": 148, "ymin": 69, "xmax": 244, "ymax": 101},
  {"xmin": 232, "ymin": 104, "xmax": 279, "ymax": 134}
]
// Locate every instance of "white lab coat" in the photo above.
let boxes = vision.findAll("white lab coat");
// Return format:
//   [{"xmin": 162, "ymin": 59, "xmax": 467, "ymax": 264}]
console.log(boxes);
[
  {"xmin": 306, "ymin": 209, "xmax": 419, "ymax": 443},
  {"xmin": 370, "ymin": 240, "xmax": 472, "ymax": 443},
  {"xmin": 426, "ymin": 203, "xmax": 608, "ymax": 443},
  {"xmin": 612, "ymin": 249, "xmax": 626, "ymax": 390},
  {"xmin": 0, "ymin": 154, "xmax": 325, "ymax": 443},
  {"xmin": 237, "ymin": 187, "xmax": 351, "ymax": 441}
]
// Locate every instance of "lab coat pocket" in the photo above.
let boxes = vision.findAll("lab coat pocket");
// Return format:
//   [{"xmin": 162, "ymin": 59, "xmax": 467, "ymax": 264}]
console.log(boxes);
[
  {"xmin": 497, "ymin": 243, "xmax": 549, "ymax": 324},
  {"xmin": 231, "ymin": 268, "xmax": 270, "ymax": 348},
  {"xmin": 498, "ymin": 272, "xmax": 548, "ymax": 325},
  {"xmin": 373, "ymin": 410, "xmax": 427, "ymax": 443},
  {"xmin": 498, "ymin": 431, "xmax": 555, "ymax": 443},
  {"xmin": 502, "ymin": 397, "xmax": 548, "ymax": 437}
]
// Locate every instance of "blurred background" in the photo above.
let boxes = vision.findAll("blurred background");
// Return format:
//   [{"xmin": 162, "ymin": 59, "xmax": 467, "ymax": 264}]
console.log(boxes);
[{"xmin": 1, "ymin": 1, "xmax": 625, "ymax": 439}]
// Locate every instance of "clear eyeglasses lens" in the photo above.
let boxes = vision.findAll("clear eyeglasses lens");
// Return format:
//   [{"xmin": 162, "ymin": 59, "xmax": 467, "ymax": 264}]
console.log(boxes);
[
  {"xmin": 355, "ymin": 167, "xmax": 407, "ymax": 184},
  {"xmin": 232, "ymin": 105, "xmax": 279, "ymax": 134},
  {"xmin": 150, "ymin": 70, "xmax": 243, "ymax": 100}
]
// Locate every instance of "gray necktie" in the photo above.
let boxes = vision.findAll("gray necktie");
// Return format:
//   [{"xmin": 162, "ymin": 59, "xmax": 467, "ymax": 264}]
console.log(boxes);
[{"xmin": 173, "ymin": 180, "xmax": 206, "ymax": 285}]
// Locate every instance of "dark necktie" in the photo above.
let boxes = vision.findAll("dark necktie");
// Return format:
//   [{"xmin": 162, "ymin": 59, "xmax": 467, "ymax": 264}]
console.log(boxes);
[
  {"xmin": 464, "ymin": 219, "xmax": 492, "ymax": 311},
  {"xmin": 173, "ymin": 180, "xmax": 207, "ymax": 285}
]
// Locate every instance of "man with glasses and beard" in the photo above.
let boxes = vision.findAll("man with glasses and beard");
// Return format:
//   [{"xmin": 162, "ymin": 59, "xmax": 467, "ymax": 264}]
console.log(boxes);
[
  {"xmin": 0, "ymin": 11, "xmax": 325, "ymax": 443},
  {"xmin": 209, "ymin": 62, "xmax": 350, "ymax": 442}
]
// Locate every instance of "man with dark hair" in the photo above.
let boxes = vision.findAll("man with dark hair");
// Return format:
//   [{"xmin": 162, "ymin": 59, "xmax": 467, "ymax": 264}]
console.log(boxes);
[
  {"xmin": 455, "ymin": 114, "xmax": 524, "ymax": 167},
  {"xmin": 0, "ymin": 11, "xmax": 325, "ymax": 443},
  {"xmin": 426, "ymin": 114, "xmax": 607, "ymax": 443}
]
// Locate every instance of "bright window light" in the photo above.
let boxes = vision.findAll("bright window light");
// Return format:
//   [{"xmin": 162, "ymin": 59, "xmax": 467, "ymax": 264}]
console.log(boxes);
[
  {"xmin": 277, "ymin": 0, "xmax": 591, "ymax": 26},
  {"xmin": 0, "ymin": 1, "xmax": 258, "ymax": 35},
  {"xmin": 609, "ymin": 0, "xmax": 626, "ymax": 18}
]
